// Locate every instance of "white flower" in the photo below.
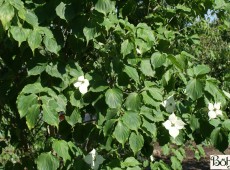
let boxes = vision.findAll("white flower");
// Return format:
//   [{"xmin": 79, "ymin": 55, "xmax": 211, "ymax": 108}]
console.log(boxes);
[
  {"xmin": 84, "ymin": 149, "xmax": 104, "ymax": 170},
  {"xmin": 163, "ymin": 113, "xmax": 185, "ymax": 139},
  {"xmin": 74, "ymin": 76, "xmax": 89, "ymax": 94},
  {"xmin": 208, "ymin": 102, "xmax": 222, "ymax": 120},
  {"xmin": 162, "ymin": 95, "xmax": 176, "ymax": 113}
]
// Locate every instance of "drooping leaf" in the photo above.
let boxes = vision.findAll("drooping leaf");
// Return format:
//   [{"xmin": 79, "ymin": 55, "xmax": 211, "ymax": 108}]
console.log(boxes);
[
  {"xmin": 28, "ymin": 63, "xmax": 47, "ymax": 76},
  {"xmin": 83, "ymin": 26, "xmax": 98, "ymax": 44},
  {"xmin": 186, "ymin": 79, "xmax": 203, "ymax": 100},
  {"xmin": 0, "ymin": 2, "xmax": 14, "ymax": 29},
  {"xmin": 121, "ymin": 39, "xmax": 134, "ymax": 57},
  {"xmin": 151, "ymin": 52, "xmax": 166, "ymax": 68},
  {"xmin": 17, "ymin": 94, "xmax": 39, "ymax": 118},
  {"xmin": 122, "ymin": 111, "xmax": 141, "ymax": 132},
  {"xmin": 148, "ymin": 88, "xmax": 163, "ymax": 101},
  {"xmin": 129, "ymin": 132, "xmax": 144, "ymax": 155},
  {"xmin": 10, "ymin": 26, "xmax": 30, "ymax": 46},
  {"xmin": 121, "ymin": 157, "xmax": 140, "ymax": 168},
  {"xmin": 66, "ymin": 109, "xmax": 82, "ymax": 126},
  {"xmin": 95, "ymin": 0, "xmax": 115, "ymax": 15},
  {"xmin": 124, "ymin": 65, "xmax": 140, "ymax": 84},
  {"xmin": 43, "ymin": 36, "xmax": 60, "ymax": 54},
  {"xmin": 124, "ymin": 92, "xmax": 141, "ymax": 111},
  {"xmin": 171, "ymin": 156, "xmax": 182, "ymax": 170},
  {"xmin": 141, "ymin": 118, "xmax": 157, "ymax": 138},
  {"xmin": 190, "ymin": 115, "xmax": 200, "ymax": 132},
  {"xmin": 103, "ymin": 119, "xmax": 116, "ymax": 136},
  {"xmin": 113, "ymin": 121, "xmax": 130, "ymax": 147},
  {"xmin": 41, "ymin": 96, "xmax": 59, "ymax": 128},
  {"xmin": 140, "ymin": 59, "xmax": 154, "ymax": 77},
  {"xmin": 56, "ymin": 2, "xmax": 67, "ymax": 20},
  {"xmin": 26, "ymin": 104, "xmax": 40, "ymax": 129},
  {"xmin": 193, "ymin": 65, "xmax": 210, "ymax": 76},
  {"xmin": 210, "ymin": 127, "xmax": 228, "ymax": 152},
  {"xmin": 36, "ymin": 152, "xmax": 59, "ymax": 170},
  {"xmin": 205, "ymin": 80, "xmax": 226, "ymax": 105},
  {"xmin": 24, "ymin": 10, "xmax": 39, "ymax": 26},
  {"xmin": 28, "ymin": 30, "xmax": 42, "ymax": 53},
  {"xmin": 52, "ymin": 140, "xmax": 71, "ymax": 163},
  {"xmin": 105, "ymin": 88, "xmax": 123, "ymax": 108}
]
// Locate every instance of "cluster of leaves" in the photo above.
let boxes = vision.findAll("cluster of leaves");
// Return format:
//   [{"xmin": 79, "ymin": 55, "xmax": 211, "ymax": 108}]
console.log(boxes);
[{"xmin": 0, "ymin": 0, "xmax": 230, "ymax": 169}]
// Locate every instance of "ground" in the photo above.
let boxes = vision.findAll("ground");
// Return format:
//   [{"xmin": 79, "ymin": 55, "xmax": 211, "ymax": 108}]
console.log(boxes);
[{"xmin": 154, "ymin": 144, "xmax": 230, "ymax": 170}]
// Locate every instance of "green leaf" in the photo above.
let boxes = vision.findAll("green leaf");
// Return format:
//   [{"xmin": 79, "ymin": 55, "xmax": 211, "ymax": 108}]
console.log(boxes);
[
  {"xmin": 141, "ymin": 91, "xmax": 159, "ymax": 107},
  {"xmin": 193, "ymin": 65, "xmax": 210, "ymax": 76},
  {"xmin": 17, "ymin": 94, "xmax": 39, "ymax": 118},
  {"xmin": 95, "ymin": 0, "xmax": 115, "ymax": 15},
  {"xmin": 55, "ymin": 2, "xmax": 67, "ymax": 20},
  {"xmin": 141, "ymin": 118, "xmax": 157, "ymax": 138},
  {"xmin": 21, "ymin": 83, "xmax": 45, "ymax": 94},
  {"xmin": 10, "ymin": 26, "xmax": 30, "ymax": 46},
  {"xmin": 8, "ymin": 0, "xmax": 24, "ymax": 10},
  {"xmin": 151, "ymin": 52, "xmax": 166, "ymax": 68},
  {"xmin": 129, "ymin": 132, "xmax": 144, "ymax": 155},
  {"xmin": 26, "ymin": 104, "xmax": 40, "ymax": 129},
  {"xmin": 223, "ymin": 90, "xmax": 230, "ymax": 100},
  {"xmin": 41, "ymin": 97, "xmax": 59, "ymax": 128},
  {"xmin": 43, "ymin": 36, "xmax": 60, "ymax": 54},
  {"xmin": 122, "ymin": 111, "xmax": 141, "ymax": 132},
  {"xmin": 172, "ymin": 149, "xmax": 184, "ymax": 162},
  {"xmin": 0, "ymin": 2, "xmax": 14, "ymax": 29},
  {"xmin": 124, "ymin": 65, "xmax": 140, "ymax": 84},
  {"xmin": 167, "ymin": 55, "xmax": 184, "ymax": 71},
  {"xmin": 83, "ymin": 26, "xmax": 98, "ymax": 44},
  {"xmin": 205, "ymin": 80, "xmax": 226, "ymax": 104},
  {"xmin": 140, "ymin": 59, "xmax": 154, "ymax": 77},
  {"xmin": 105, "ymin": 88, "xmax": 123, "ymax": 108},
  {"xmin": 55, "ymin": 2, "xmax": 75, "ymax": 21},
  {"xmin": 210, "ymin": 127, "xmax": 228, "ymax": 152},
  {"xmin": 176, "ymin": 4, "xmax": 191, "ymax": 12},
  {"xmin": 148, "ymin": 88, "xmax": 163, "ymax": 101},
  {"xmin": 52, "ymin": 140, "xmax": 71, "ymax": 163},
  {"xmin": 28, "ymin": 63, "xmax": 47, "ymax": 76},
  {"xmin": 55, "ymin": 94, "xmax": 67, "ymax": 112},
  {"xmin": 222, "ymin": 120, "xmax": 230, "ymax": 131},
  {"xmin": 121, "ymin": 40, "xmax": 134, "ymax": 57},
  {"xmin": 121, "ymin": 157, "xmax": 140, "ymax": 168},
  {"xmin": 103, "ymin": 119, "xmax": 116, "ymax": 136},
  {"xmin": 113, "ymin": 121, "xmax": 130, "ymax": 147},
  {"xmin": 37, "ymin": 152, "xmax": 59, "ymax": 170},
  {"xmin": 24, "ymin": 10, "xmax": 39, "ymax": 26},
  {"xmin": 186, "ymin": 79, "xmax": 203, "ymax": 100},
  {"xmin": 190, "ymin": 115, "xmax": 200, "ymax": 132},
  {"xmin": 124, "ymin": 92, "xmax": 141, "ymax": 111},
  {"xmin": 66, "ymin": 109, "xmax": 82, "ymax": 126},
  {"xmin": 28, "ymin": 30, "xmax": 42, "ymax": 53},
  {"xmin": 171, "ymin": 156, "xmax": 182, "ymax": 170}
]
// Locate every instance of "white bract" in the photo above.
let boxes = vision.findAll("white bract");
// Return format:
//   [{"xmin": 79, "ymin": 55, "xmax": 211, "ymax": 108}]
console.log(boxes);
[
  {"xmin": 162, "ymin": 95, "xmax": 176, "ymax": 113},
  {"xmin": 136, "ymin": 48, "xmax": 142, "ymax": 54},
  {"xmin": 74, "ymin": 76, "xmax": 89, "ymax": 94},
  {"xmin": 84, "ymin": 149, "xmax": 104, "ymax": 170},
  {"xmin": 208, "ymin": 102, "xmax": 222, "ymax": 120},
  {"xmin": 163, "ymin": 113, "xmax": 185, "ymax": 139}
]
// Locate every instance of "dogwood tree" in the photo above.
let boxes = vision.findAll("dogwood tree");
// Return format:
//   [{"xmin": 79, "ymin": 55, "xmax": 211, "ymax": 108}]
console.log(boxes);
[{"xmin": 0, "ymin": 0, "xmax": 230, "ymax": 169}]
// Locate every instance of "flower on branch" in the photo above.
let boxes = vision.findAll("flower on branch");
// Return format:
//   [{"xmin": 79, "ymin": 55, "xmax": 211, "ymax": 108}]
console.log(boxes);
[
  {"xmin": 208, "ymin": 102, "xmax": 222, "ymax": 120},
  {"xmin": 163, "ymin": 113, "xmax": 185, "ymax": 139},
  {"xmin": 84, "ymin": 149, "xmax": 104, "ymax": 170},
  {"xmin": 162, "ymin": 95, "xmax": 176, "ymax": 113},
  {"xmin": 74, "ymin": 76, "xmax": 89, "ymax": 94}
]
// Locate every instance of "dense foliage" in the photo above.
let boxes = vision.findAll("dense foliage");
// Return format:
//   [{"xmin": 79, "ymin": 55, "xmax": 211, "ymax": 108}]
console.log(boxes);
[{"xmin": 0, "ymin": 0, "xmax": 230, "ymax": 169}]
